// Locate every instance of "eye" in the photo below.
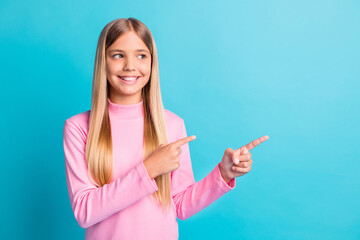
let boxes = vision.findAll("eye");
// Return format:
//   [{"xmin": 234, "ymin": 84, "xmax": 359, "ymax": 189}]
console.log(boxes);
[
  {"xmin": 138, "ymin": 54, "xmax": 146, "ymax": 59},
  {"xmin": 113, "ymin": 54, "xmax": 123, "ymax": 58}
]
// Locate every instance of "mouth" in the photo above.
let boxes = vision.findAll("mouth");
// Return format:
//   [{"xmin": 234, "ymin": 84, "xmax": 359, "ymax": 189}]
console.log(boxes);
[
  {"xmin": 117, "ymin": 76, "xmax": 140, "ymax": 82},
  {"xmin": 117, "ymin": 76, "xmax": 140, "ymax": 85}
]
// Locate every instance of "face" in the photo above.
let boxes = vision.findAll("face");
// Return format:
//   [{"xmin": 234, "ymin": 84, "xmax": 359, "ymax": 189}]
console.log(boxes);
[{"xmin": 105, "ymin": 31, "xmax": 152, "ymax": 105}]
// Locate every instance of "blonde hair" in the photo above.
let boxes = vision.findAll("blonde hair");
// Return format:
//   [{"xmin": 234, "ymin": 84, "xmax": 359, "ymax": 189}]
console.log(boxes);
[{"xmin": 85, "ymin": 18, "xmax": 171, "ymax": 212}]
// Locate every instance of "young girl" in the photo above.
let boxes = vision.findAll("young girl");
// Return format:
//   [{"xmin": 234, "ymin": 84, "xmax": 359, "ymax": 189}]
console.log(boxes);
[{"xmin": 63, "ymin": 17, "xmax": 269, "ymax": 240}]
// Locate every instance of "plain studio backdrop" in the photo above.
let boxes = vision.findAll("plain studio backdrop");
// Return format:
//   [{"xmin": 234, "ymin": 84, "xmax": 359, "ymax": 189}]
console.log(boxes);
[{"xmin": 0, "ymin": 0, "xmax": 359, "ymax": 239}]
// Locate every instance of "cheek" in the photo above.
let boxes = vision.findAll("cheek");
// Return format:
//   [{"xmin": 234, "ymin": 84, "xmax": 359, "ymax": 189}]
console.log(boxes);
[
  {"xmin": 140, "ymin": 61, "xmax": 151, "ymax": 76},
  {"xmin": 145, "ymin": 67, "xmax": 151, "ymax": 77},
  {"xmin": 105, "ymin": 61, "xmax": 112, "ymax": 74},
  {"xmin": 105, "ymin": 58, "xmax": 122, "ymax": 73},
  {"xmin": 106, "ymin": 63, "xmax": 116, "ymax": 75}
]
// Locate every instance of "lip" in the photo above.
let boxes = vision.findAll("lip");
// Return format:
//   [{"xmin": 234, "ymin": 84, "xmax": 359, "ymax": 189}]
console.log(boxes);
[{"xmin": 117, "ymin": 76, "xmax": 140, "ymax": 85}]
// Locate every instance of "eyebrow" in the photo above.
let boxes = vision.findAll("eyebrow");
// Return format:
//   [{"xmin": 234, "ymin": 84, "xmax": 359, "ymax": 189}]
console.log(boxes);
[{"xmin": 109, "ymin": 49, "xmax": 150, "ymax": 54}]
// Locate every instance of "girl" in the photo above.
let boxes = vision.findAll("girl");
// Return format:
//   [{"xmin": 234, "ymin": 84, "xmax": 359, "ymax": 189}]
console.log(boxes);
[{"xmin": 63, "ymin": 17, "xmax": 269, "ymax": 240}]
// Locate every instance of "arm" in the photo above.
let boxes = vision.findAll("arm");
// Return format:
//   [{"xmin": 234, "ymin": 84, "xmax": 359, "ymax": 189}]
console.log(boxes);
[
  {"xmin": 63, "ymin": 119, "xmax": 158, "ymax": 228},
  {"xmin": 171, "ymin": 120, "xmax": 236, "ymax": 220}
]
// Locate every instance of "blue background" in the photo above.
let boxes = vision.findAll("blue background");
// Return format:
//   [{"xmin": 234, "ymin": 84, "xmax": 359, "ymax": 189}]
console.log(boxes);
[{"xmin": 1, "ymin": 0, "xmax": 359, "ymax": 239}]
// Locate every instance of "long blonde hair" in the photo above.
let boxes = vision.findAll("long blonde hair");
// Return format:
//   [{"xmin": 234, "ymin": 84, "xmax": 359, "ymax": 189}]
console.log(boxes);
[{"xmin": 85, "ymin": 18, "xmax": 171, "ymax": 211}]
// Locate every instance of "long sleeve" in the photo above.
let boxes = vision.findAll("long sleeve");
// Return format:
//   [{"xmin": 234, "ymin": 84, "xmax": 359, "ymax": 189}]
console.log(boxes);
[
  {"xmin": 63, "ymin": 119, "xmax": 158, "ymax": 229},
  {"xmin": 171, "ymin": 119, "xmax": 236, "ymax": 220}
]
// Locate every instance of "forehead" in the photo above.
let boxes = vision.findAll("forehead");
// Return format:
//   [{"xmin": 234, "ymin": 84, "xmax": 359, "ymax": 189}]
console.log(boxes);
[{"xmin": 107, "ymin": 31, "xmax": 149, "ymax": 53}]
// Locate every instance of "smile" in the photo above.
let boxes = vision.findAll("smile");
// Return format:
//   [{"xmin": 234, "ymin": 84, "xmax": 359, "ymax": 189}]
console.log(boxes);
[{"xmin": 117, "ymin": 76, "xmax": 140, "ymax": 84}]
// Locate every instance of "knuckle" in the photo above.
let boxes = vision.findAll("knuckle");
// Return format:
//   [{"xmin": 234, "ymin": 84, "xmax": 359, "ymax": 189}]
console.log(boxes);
[{"xmin": 172, "ymin": 151, "xmax": 178, "ymax": 158}]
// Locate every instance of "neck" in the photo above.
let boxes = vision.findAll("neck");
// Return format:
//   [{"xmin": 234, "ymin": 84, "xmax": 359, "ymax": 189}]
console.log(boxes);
[
  {"xmin": 107, "ymin": 97, "xmax": 144, "ymax": 120},
  {"xmin": 108, "ymin": 92, "xmax": 143, "ymax": 105}
]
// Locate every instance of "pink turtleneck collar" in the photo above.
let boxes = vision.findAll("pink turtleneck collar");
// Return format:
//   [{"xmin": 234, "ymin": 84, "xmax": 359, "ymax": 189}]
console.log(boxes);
[{"xmin": 107, "ymin": 98, "xmax": 144, "ymax": 120}]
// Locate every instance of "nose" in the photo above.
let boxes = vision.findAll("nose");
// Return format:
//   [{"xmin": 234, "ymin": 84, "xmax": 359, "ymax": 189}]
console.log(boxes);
[{"xmin": 123, "ymin": 57, "xmax": 136, "ymax": 71}]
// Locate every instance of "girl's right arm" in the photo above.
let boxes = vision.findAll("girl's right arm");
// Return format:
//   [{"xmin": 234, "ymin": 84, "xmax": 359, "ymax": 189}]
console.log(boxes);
[{"xmin": 63, "ymin": 119, "xmax": 158, "ymax": 229}]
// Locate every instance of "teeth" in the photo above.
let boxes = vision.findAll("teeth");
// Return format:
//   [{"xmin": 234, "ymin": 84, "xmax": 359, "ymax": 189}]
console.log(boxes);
[{"xmin": 120, "ymin": 76, "xmax": 138, "ymax": 81}]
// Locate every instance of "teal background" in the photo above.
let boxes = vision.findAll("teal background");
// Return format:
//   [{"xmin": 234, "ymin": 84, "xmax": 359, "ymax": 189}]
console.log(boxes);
[{"xmin": 1, "ymin": 0, "xmax": 359, "ymax": 239}]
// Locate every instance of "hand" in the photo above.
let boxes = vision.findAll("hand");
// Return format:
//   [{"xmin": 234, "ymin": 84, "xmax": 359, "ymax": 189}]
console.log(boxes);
[
  {"xmin": 143, "ymin": 135, "xmax": 197, "ymax": 179},
  {"xmin": 219, "ymin": 135, "xmax": 269, "ymax": 182}
]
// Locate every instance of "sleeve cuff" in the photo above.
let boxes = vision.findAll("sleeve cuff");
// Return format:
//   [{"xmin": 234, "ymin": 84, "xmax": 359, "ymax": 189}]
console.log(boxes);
[
  {"xmin": 136, "ymin": 161, "xmax": 159, "ymax": 192},
  {"xmin": 216, "ymin": 163, "xmax": 236, "ymax": 191}
]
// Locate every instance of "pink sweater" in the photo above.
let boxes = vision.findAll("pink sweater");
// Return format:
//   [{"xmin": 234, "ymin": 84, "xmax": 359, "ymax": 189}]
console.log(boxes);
[{"xmin": 63, "ymin": 98, "xmax": 236, "ymax": 240}]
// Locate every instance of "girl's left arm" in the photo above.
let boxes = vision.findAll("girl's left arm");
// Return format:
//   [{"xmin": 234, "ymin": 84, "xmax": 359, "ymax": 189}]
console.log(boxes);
[{"xmin": 171, "ymin": 119, "xmax": 236, "ymax": 220}]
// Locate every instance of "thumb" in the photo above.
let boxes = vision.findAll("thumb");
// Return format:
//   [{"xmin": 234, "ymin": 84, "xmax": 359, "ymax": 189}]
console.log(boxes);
[{"xmin": 234, "ymin": 149, "xmax": 241, "ymax": 164}]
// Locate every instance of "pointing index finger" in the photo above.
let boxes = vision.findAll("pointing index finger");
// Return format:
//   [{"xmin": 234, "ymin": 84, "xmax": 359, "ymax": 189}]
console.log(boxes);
[
  {"xmin": 172, "ymin": 135, "xmax": 197, "ymax": 148},
  {"xmin": 241, "ymin": 135, "xmax": 269, "ymax": 152}
]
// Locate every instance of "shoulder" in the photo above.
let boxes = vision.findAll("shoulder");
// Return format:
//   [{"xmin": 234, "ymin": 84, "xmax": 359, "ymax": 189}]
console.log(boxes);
[
  {"xmin": 65, "ymin": 110, "xmax": 91, "ymax": 127},
  {"xmin": 63, "ymin": 110, "xmax": 91, "ymax": 141},
  {"xmin": 164, "ymin": 108, "xmax": 184, "ymax": 125},
  {"xmin": 164, "ymin": 108, "xmax": 186, "ymax": 141}
]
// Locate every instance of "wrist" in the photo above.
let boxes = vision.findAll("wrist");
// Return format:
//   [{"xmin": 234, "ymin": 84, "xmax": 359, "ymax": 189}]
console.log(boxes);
[
  {"xmin": 218, "ymin": 162, "xmax": 232, "ymax": 184},
  {"xmin": 143, "ymin": 160, "xmax": 156, "ymax": 180}
]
